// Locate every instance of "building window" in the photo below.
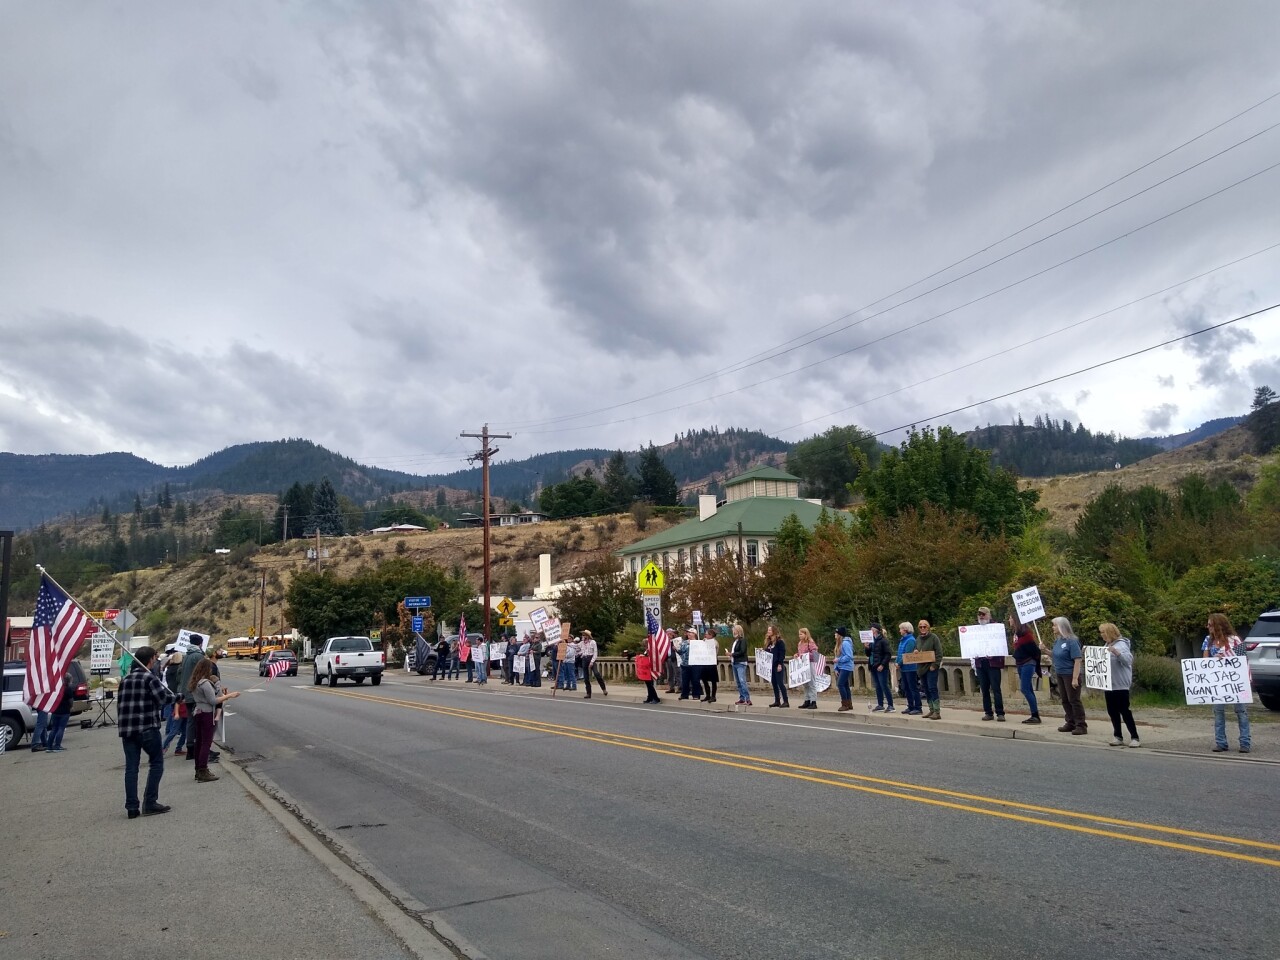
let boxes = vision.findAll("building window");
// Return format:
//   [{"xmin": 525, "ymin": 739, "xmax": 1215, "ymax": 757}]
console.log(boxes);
[
  {"xmin": 631, "ymin": 557, "xmax": 639, "ymax": 574},
  {"xmin": 746, "ymin": 540, "xmax": 759, "ymax": 568},
  {"xmin": 662, "ymin": 551, "xmax": 670, "ymax": 570},
  {"xmin": 715, "ymin": 541, "xmax": 725, "ymax": 558},
  {"xmin": 701, "ymin": 543, "xmax": 711, "ymax": 560},
  {"xmin": 677, "ymin": 548, "xmax": 687, "ymax": 569}
]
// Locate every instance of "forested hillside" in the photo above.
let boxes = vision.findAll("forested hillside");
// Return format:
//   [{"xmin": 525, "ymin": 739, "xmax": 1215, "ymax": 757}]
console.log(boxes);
[{"xmin": 968, "ymin": 418, "xmax": 1163, "ymax": 477}]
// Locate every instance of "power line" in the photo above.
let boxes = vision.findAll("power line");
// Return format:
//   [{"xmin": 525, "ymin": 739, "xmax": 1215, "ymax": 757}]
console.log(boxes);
[{"xmin": 501, "ymin": 90, "xmax": 1280, "ymax": 429}]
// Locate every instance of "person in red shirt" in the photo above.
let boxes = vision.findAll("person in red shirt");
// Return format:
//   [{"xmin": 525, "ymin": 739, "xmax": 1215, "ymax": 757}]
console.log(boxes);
[{"xmin": 635, "ymin": 649, "xmax": 661, "ymax": 704}]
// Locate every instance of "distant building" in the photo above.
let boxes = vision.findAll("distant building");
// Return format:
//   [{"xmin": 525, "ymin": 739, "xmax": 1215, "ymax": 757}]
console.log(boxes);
[
  {"xmin": 455, "ymin": 512, "xmax": 548, "ymax": 528},
  {"xmin": 369, "ymin": 523, "xmax": 431, "ymax": 534},
  {"xmin": 4, "ymin": 616, "xmax": 33, "ymax": 660},
  {"xmin": 617, "ymin": 466, "xmax": 826, "ymax": 574}
]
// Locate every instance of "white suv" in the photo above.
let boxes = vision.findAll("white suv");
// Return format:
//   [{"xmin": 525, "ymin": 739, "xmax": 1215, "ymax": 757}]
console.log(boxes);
[
  {"xmin": 1245, "ymin": 611, "xmax": 1280, "ymax": 712},
  {"xmin": 1, "ymin": 661, "xmax": 36, "ymax": 748}
]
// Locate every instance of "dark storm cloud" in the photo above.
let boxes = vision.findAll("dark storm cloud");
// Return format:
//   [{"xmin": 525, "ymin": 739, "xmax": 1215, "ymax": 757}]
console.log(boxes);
[{"xmin": 1143, "ymin": 403, "xmax": 1178, "ymax": 431}]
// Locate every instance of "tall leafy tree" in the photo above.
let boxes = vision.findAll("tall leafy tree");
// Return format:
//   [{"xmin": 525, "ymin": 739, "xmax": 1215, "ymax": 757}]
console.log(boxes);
[
  {"xmin": 636, "ymin": 445, "xmax": 679, "ymax": 505},
  {"xmin": 786, "ymin": 424, "xmax": 878, "ymax": 505}
]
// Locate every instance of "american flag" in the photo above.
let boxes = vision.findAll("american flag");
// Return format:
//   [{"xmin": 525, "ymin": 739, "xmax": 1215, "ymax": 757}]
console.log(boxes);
[
  {"xmin": 27, "ymin": 574, "xmax": 94, "ymax": 712},
  {"xmin": 646, "ymin": 609, "xmax": 670, "ymax": 668},
  {"xmin": 266, "ymin": 658, "xmax": 291, "ymax": 681},
  {"xmin": 814, "ymin": 652, "xmax": 827, "ymax": 676}
]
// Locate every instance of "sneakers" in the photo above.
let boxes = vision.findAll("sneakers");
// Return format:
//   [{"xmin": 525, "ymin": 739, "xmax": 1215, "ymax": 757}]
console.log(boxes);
[
  {"xmin": 735, "ymin": 699, "xmax": 746, "ymax": 705},
  {"xmin": 1239, "ymin": 746, "xmax": 1251, "ymax": 754},
  {"xmin": 1071, "ymin": 727, "xmax": 1088, "ymax": 736},
  {"xmin": 1212, "ymin": 745, "xmax": 1229, "ymax": 752},
  {"xmin": 871, "ymin": 705, "xmax": 885, "ymax": 712},
  {"xmin": 173, "ymin": 749, "xmax": 186, "ymax": 757},
  {"xmin": 1110, "ymin": 737, "xmax": 1124, "ymax": 746},
  {"xmin": 142, "ymin": 803, "xmax": 171, "ymax": 816},
  {"xmin": 996, "ymin": 716, "xmax": 1006, "ymax": 722},
  {"xmin": 885, "ymin": 706, "xmax": 896, "ymax": 713},
  {"xmin": 981, "ymin": 714, "xmax": 994, "ymax": 721},
  {"xmin": 1022, "ymin": 716, "xmax": 1041, "ymax": 725},
  {"xmin": 1129, "ymin": 740, "xmax": 1142, "ymax": 748},
  {"xmin": 1057, "ymin": 724, "xmax": 1075, "ymax": 733},
  {"xmin": 194, "ymin": 769, "xmax": 219, "ymax": 782}
]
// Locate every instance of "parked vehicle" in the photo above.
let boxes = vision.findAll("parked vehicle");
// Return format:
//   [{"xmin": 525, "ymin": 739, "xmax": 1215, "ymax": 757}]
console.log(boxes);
[
  {"xmin": 1, "ymin": 660, "xmax": 90, "ymax": 747},
  {"xmin": 1244, "ymin": 610, "xmax": 1280, "ymax": 712},
  {"xmin": 258, "ymin": 650, "xmax": 298, "ymax": 677},
  {"xmin": 313, "ymin": 637, "xmax": 385, "ymax": 687}
]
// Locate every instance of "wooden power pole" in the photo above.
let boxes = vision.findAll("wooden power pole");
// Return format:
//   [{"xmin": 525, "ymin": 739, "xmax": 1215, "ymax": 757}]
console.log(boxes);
[{"xmin": 461, "ymin": 424, "xmax": 511, "ymax": 643}]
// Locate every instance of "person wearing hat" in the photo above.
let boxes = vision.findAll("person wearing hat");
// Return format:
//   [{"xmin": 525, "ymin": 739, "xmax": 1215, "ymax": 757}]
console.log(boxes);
[
  {"xmin": 868, "ymin": 622, "xmax": 895, "ymax": 712},
  {"xmin": 973, "ymin": 606, "xmax": 1008, "ymax": 721},
  {"xmin": 579, "ymin": 629, "xmax": 603, "ymax": 699},
  {"xmin": 834, "ymin": 627, "xmax": 855, "ymax": 712}
]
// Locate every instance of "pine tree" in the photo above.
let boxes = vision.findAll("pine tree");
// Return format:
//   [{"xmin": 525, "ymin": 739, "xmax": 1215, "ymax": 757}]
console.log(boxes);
[
  {"xmin": 636, "ymin": 445, "xmax": 679, "ymax": 506},
  {"xmin": 173, "ymin": 501, "xmax": 188, "ymax": 525},
  {"xmin": 313, "ymin": 477, "xmax": 343, "ymax": 536},
  {"xmin": 601, "ymin": 451, "xmax": 636, "ymax": 512}
]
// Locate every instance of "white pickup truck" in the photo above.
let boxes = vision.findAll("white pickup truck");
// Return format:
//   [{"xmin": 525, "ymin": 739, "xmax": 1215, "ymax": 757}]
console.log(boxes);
[{"xmin": 313, "ymin": 636, "xmax": 385, "ymax": 687}]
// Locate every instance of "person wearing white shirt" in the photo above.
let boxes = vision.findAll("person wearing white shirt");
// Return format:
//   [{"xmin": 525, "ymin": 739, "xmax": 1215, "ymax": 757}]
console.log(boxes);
[{"xmin": 579, "ymin": 631, "xmax": 606, "ymax": 699}]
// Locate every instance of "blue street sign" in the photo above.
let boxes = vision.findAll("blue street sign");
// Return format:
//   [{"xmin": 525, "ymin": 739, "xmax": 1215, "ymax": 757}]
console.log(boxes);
[
  {"xmin": 411, "ymin": 615, "xmax": 424, "ymax": 633},
  {"xmin": 404, "ymin": 596, "xmax": 431, "ymax": 608}
]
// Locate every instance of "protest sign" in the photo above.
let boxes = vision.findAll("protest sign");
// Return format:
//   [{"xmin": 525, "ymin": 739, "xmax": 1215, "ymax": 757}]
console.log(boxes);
[
  {"xmin": 858, "ymin": 630, "xmax": 873, "ymax": 647},
  {"xmin": 529, "ymin": 607, "xmax": 550, "ymax": 632},
  {"xmin": 902, "ymin": 651, "xmax": 936, "ymax": 665},
  {"xmin": 176, "ymin": 628, "xmax": 207, "ymax": 650},
  {"xmin": 754, "ymin": 648, "xmax": 772, "ymax": 682},
  {"xmin": 813, "ymin": 672, "xmax": 832, "ymax": 693},
  {"xmin": 514, "ymin": 655, "xmax": 527, "ymax": 675},
  {"xmin": 688, "ymin": 638, "xmax": 717, "ymax": 666},
  {"xmin": 1083, "ymin": 646, "xmax": 1112, "ymax": 690},
  {"xmin": 90, "ymin": 632, "xmax": 115, "ymax": 675},
  {"xmin": 1181, "ymin": 656, "xmax": 1253, "ymax": 705},
  {"xmin": 1012, "ymin": 586, "xmax": 1045, "ymax": 623},
  {"xmin": 958, "ymin": 622, "xmax": 1008, "ymax": 659},
  {"xmin": 543, "ymin": 618, "xmax": 562, "ymax": 644},
  {"xmin": 787, "ymin": 657, "xmax": 812, "ymax": 688}
]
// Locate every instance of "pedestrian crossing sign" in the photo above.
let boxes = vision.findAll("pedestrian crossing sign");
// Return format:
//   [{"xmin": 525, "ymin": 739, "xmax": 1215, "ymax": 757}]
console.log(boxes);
[{"xmin": 637, "ymin": 562, "xmax": 664, "ymax": 592}]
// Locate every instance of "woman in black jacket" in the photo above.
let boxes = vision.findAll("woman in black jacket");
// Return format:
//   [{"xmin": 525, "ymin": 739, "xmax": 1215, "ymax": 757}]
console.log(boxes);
[{"xmin": 766, "ymin": 624, "xmax": 789, "ymax": 708}]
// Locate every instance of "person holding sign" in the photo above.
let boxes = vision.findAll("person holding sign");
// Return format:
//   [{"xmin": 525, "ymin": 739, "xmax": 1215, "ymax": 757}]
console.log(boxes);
[
  {"xmin": 973, "ymin": 607, "xmax": 1007, "ymax": 722},
  {"xmin": 833, "ymin": 627, "xmax": 854, "ymax": 712},
  {"xmin": 896, "ymin": 623, "xmax": 922, "ymax": 715},
  {"xmin": 677, "ymin": 629, "xmax": 696, "ymax": 700},
  {"xmin": 1049, "ymin": 617, "xmax": 1087, "ymax": 735},
  {"xmin": 766, "ymin": 624, "xmax": 790, "ymax": 708},
  {"xmin": 1011, "ymin": 622, "xmax": 1042, "ymax": 724},
  {"xmin": 1098, "ymin": 623, "xmax": 1140, "ymax": 747},
  {"xmin": 729, "ymin": 624, "xmax": 752, "ymax": 706},
  {"xmin": 794, "ymin": 628, "xmax": 821, "ymax": 709},
  {"xmin": 916, "ymin": 620, "xmax": 944, "ymax": 720},
  {"xmin": 700, "ymin": 627, "xmax": 720, "ymax": 703},
  {"xmin": 1204, "ymin": 613, "xmax": 1251, "ymax": 754}
]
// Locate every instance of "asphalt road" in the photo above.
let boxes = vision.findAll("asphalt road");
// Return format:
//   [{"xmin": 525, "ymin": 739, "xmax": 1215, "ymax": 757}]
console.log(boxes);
[{"xmin": 218, "ymin": 661, "xmax": 1280, "ymax": 960}]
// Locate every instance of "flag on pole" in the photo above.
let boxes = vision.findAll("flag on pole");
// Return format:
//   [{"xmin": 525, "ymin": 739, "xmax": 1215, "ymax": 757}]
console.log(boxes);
[
  {"xmin": 646, "ymin": 609, "xmax": 670, "ymax": 670},
  {"xmin": 814, "ymin": 652, "xmax": 827, "ymax": 676},
  {"xmin": 266, "ymin": 658, "xmax": 291, "ymax": 681},
  {"xmin": 27, "ymin": 574, "xmax": 94, "ymax": 712}
]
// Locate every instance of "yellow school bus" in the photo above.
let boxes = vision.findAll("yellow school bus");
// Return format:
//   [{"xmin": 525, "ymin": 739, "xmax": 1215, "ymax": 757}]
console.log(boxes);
[{"xmin": 226, "ymin": 636, "xmax": 289, "ymax": 660}]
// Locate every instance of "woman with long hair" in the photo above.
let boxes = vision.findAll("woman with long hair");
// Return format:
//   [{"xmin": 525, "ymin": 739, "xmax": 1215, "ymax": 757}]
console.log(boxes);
[
  {"xmin": 1098, "ymin": 623, "xmax": 1140, "ymax": 747},
  {"xmin": 729, "ymin": 624, "xmax": 752, "ymax": 706},
  {"xmin": 766, "ymin": 624, "xmax": 789, "ymax": 708},
  {"xmin": 794, "ymin": 628, "xmax": 820, "ymax": 709},
  {"xmin": 1048, "ymin": 616, "xmax": 1086, "ymax": 735},
  {"xmin": 188, "ymin": 658, "xmax": 240, "ymax": 782},
  {"xmin": 1204, "ymin": 613, "xmax": 1252, "ymax": 754},
  {"xmin": 1010, "ymin": 618, "xmax": 1041, "ymax": 724},
  {"xmin": 699, "ymin": 627, "xmax": 719, "ymax": 703}
]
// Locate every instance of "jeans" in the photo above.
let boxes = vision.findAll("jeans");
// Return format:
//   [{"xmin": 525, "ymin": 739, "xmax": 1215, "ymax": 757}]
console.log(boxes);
[
  {"xmin": 920, "ymin": 669, "xmax": 940, "ymax": 706},
  {"xmin": 903, "ymin": 670, "xmax": 921, "ymax": 712},
  {"xmin": 680, "ymin": 664, "xmax": 698, "ymax": 699},
  {"xmin": 771, "ymin": 666, "xmax": 789, "ymax": 705},
  {"xmin": 978, "ymin": 666, "xmax": 1005, "ymax": 716},
  {"xmin": 163, "ymin": 711, "xmax": 186, "ymax": 752},
  {"xmin": 433, "ymin": 655, "xmax": 447, "ymax": 680},
  {"xmin": 465, "ymin": 658, "xmax": 475, "ymax": 681},
  {"xmin": 448, "ymin": 655, "xmax": 459, "ymax": 680},
  {"xmin": 1213, "ymin": 703, "xmax": 1251, "ymax": 749},
  {"xmin": 1017, "ymin": 662, "xmax": 1039, "ymax": 716},
  {"xmin": 1058, "ymin": 673, "xmax": 1086, "ymax": 728},
  {"xmin": 32, "ymin": 710, "xmax": 49, "ymax": 748},
  {"xmin": 122, "ymin": 727, "xmax": 165, "ymax": 812},
  {"xmin": 557, "ymin": 660, "xmax": 575, "ymax": 689},
  {"xmin": 46, "ymin": 713, "xmax": 70, "ymax": 749},
  {"xmin": 1105, "ymin": 689, "xmax": 1139, "ymax": 740},
  {"xmin": 194, "ymin": 711, "xmax": 215, "ymax": 770},
  {"xmin": 733, "ymin": 662, "xmax": 751, "ymax": 701},
  {"xmin": 871, "ymin": 667, "xmax": 894, "ymax": 708},
  {"xmin": 836, "ymin": 668, "xmax": 853, "ymax": 702},
  {"xmin": 475, "ymin": 658, "xmax": 488, "ymax": 683}
]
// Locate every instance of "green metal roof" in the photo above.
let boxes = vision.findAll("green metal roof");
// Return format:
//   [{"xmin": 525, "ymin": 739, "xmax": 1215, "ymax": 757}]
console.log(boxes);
[
  {"xmin": 725, "ymin": 464, "xmax": 800, "ymax": 486},
  {"xmin": 618, "ymin": 497, "xmax": 827, "ymax": 556}
]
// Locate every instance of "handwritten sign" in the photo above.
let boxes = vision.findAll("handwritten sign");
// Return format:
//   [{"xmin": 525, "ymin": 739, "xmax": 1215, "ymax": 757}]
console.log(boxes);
[
  {"xmin": 687, "ymin": 638, "xmax": 717, "ymax": 666},
  {"xmin": 754, "ymin": 648, "xmax": 772, "ymax": 682},
  {"xmin": 1181, "ymin": 656, "xmax": 1253, "ymax": 705},
  {"xmin": 1083, "ymin": 646, "xmax": 1112, "ymax": 691},
  {"xmin": 958, "ymin": 622, "xmax": 1008, "ymax": 659},
  {"xmin": 514, "ymin": 655, "xmax": 528, "ymax": 675},
  {"xmin": 542, "ymin": 618, "xmax": 562, "ymax": 644},
  {"xmin": 1012, "ymin": 586, "xmax": 1045, "ymax": 623},
  {"xmin": 902, "ymin": 651, "xmax": 936, "ymax": 665},
  {"xmin": 787, "ymin": 657, "xmax": 812, "ymax": 688},
  {"xmin": 859, "ymin": 630, "xmax": 873, "ymax": 647}
]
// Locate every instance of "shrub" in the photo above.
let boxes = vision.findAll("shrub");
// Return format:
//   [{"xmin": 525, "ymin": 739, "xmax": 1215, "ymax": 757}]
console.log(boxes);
[
  {"xmin": 395, "ymin": 540, "xmax": 407, "ymax": 555},
  {"xmin": 1132, "ymin": 653, "xmax": 1183, "ymax": 698}
]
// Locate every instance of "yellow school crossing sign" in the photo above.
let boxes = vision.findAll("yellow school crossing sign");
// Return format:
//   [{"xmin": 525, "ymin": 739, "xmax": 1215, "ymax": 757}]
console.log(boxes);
[{"xmin": 637, "ymin": 561, "xmax": 664, "ymax": 592}]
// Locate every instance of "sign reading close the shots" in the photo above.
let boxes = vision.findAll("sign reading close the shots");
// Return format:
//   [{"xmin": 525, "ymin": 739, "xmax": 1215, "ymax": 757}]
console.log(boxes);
[
  {"xmin": 1083, "ymin": 646, "xmax": 1112, "ymax": 690},
  {"xmin": 176, "ymin": 628, "xmax": 206, "ymax": 650},
  {"xmin": 958, "ymin": 622, "xmax": 1009, "ymax": 659},
  {"xmin": 1181, "ymin": 656, "xmax": 1253, "ymax": 705},
  {"xmin": 687, "ymin": 638, "xmax": 717, "ymax": 666},
  {"xmin": 90, "ymin": 632, "xmax": 115, "ymax": 675},
  {"xmin": 1011, "ymin": 586, "xmax": 1046, "ymax": 623}
]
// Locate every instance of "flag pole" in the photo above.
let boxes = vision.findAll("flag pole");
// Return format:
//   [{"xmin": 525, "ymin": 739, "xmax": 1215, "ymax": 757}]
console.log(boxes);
[{"xmin": 34, "ymin": 564, "xmax": 133, "ymax": 660}]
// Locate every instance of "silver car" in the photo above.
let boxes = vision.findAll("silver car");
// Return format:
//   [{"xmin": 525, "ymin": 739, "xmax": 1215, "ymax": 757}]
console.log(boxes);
[
  {"xmin": 1, "ymin": 662, "xmax": 36, "ymax": 747},
  {"xmin": 1244, "ymin": 610, "xmax": 1280, "ymax": 712}
]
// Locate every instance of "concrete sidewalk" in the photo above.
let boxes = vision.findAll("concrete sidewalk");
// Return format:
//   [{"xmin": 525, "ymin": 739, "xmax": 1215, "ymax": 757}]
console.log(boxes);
[
  {"xmin": 409, "ymin": 670, "xmax": 1277, "ymax": 758},
  {"xmin": 0, "ymin": 722, "xmax": 443, "ymax": 960}
]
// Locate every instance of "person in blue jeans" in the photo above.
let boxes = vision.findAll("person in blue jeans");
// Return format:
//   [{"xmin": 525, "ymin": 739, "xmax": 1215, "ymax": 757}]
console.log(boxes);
[
  {"xmin": 117, "ymin": 646, "xmax": 177, "ymax": 818},
  {"xmin": 833, "ymin": 627, "xmax": 855, "ymax": 711},
  {"xmin": 1205, "ymin": 613, "xmax": 1251, "ymax": 754},
  {"xmin": 868, "ymin": 623, "xmax": 895, "ymax": 712},
  {"xmin": 1011, "ymin": 622, "xmax": 1041, "ymax": 724},
  {"xmin": 897, "ymin": 623, "xmax": 922, "ymax": 714},
  {"xmin": 44, "ymin": 679, "xmax": 74, "ymax": 751},
  {"xmin": 729, "ymin": 625, "xmax": 752, "ymax": 705}
]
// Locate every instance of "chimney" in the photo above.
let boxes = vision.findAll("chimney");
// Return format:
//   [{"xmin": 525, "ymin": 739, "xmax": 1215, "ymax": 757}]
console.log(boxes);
[
  {"xmin": 539, "ymin": 553, "xmax": 552, "ymax": 594},
  {"xmin": 699, "ymin": 495, "xmax": 717, "ymax": 522}
]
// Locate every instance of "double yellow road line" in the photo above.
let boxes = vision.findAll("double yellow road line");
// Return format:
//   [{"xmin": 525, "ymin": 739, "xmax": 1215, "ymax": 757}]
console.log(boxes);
[{"xmin": 315, "ymin": 687, "xmax": 1280, "ymax": 868}]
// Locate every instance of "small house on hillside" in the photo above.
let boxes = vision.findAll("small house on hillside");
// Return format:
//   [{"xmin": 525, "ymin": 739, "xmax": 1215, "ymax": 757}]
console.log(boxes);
[
  {"xmin": 617, "ymin": 466, "xmax": 826, "ymax": 574},
  {"xmin": 455, "ymin": 512, "xmax": 548, "ymax": 528}
]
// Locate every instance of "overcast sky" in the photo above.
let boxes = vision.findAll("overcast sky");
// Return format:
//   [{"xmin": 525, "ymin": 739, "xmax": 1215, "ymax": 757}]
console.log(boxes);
[{"xmin": 2, "ymin": 1, "xmax": 1279, "ymax": 474}]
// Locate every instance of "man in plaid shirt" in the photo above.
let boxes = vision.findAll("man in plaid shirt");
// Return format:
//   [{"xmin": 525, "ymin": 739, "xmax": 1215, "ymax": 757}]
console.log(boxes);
[{"xmin": 118, "ymin": 645, "xmax": 177, "ymax": 819}]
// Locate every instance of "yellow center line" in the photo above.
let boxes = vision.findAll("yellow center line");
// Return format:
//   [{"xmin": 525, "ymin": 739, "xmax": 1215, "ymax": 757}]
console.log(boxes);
[{"xmin": 309, "ymin": 687, "xmax": 1280, "ymax": 868}]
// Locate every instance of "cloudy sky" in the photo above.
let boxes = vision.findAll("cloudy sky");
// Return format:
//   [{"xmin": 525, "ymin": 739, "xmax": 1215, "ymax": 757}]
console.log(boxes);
[{"xmin": 2, "ymin": 1, "xmax": 1279, "ymax": 474}]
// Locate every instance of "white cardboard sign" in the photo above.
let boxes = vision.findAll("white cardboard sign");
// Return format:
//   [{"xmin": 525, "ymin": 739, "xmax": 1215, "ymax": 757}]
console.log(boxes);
[
  {"xmin": 1012, "ymin": 586, "xmax": 1046, "ymax": 623},
  {"xmin": 1181, "ymin": 656, "xmax": 1253, "ymax": 705},
  {"xmin": 958, "ymin": 622, "xmax": 1008, "ymax": 659},
  {"xmin": 1083, "ymin": 646, "xmax": 1112, "ymax": 691},
  {"xmin": 90, "ymin": 632, "xmax": 115, "ymax": 673},
  {"xmin": 787, "ymin": 657, "xmax": 812, "ymax": 688},
  {"xmin": 754, "ymin": 649, "xmax": 772, "ymax": 682},
  {"xmin": 687, "ymin": 638, "xmax": 717, "ymax": 666}
]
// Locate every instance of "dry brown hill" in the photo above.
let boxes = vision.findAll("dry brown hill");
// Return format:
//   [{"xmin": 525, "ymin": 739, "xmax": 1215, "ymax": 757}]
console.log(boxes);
[{"xmin": 1025, "ymin": 424, "xmax": 1266, "ymax": 531}]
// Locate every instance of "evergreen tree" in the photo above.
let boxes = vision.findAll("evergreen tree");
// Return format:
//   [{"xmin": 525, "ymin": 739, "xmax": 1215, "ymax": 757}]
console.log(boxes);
[
  {"xmin": 636, "ymin": 445, "xmax": 679, "ymax": 505},
  {"xmin": 278, "ymin": 481, "xmax": 315, "ymax": 538},
  {"xmin": 1252, "ymin": 385, "xmax": 1277, "ymax": 411},
  {"xmin": 600, "ymin": 451, "xmax": 636, "ymax": 512},
  {"xmin": 133, "ymin": 493, "xmax": 143, "ymax": 515},
  {"xmin": 786, "ymin": 424, "xmax": 878, "ymax": 506},
  {"xmin": 173, "ymin": 501, "xmax": 188, "ymax": 525},
  {"xmin": 313, "ymin": 477, "xmax": 344, "ymax": 536}
]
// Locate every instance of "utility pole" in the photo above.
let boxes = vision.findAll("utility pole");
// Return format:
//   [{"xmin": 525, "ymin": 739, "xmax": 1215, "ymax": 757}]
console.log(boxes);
[
  {"xmin": 315, "ymin": 528, "xmax": 321, "ymax": 573},
  {"xmin": 258, "ymin": 570, "xmax": 267, "ymax": 644},
  {"xmin": 282, "ymin": 505, "xmax": 289, "ymax": 542},
  {"xmin": 461, "ymin": 424, "xmax": 511, "ymax": 643}
]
